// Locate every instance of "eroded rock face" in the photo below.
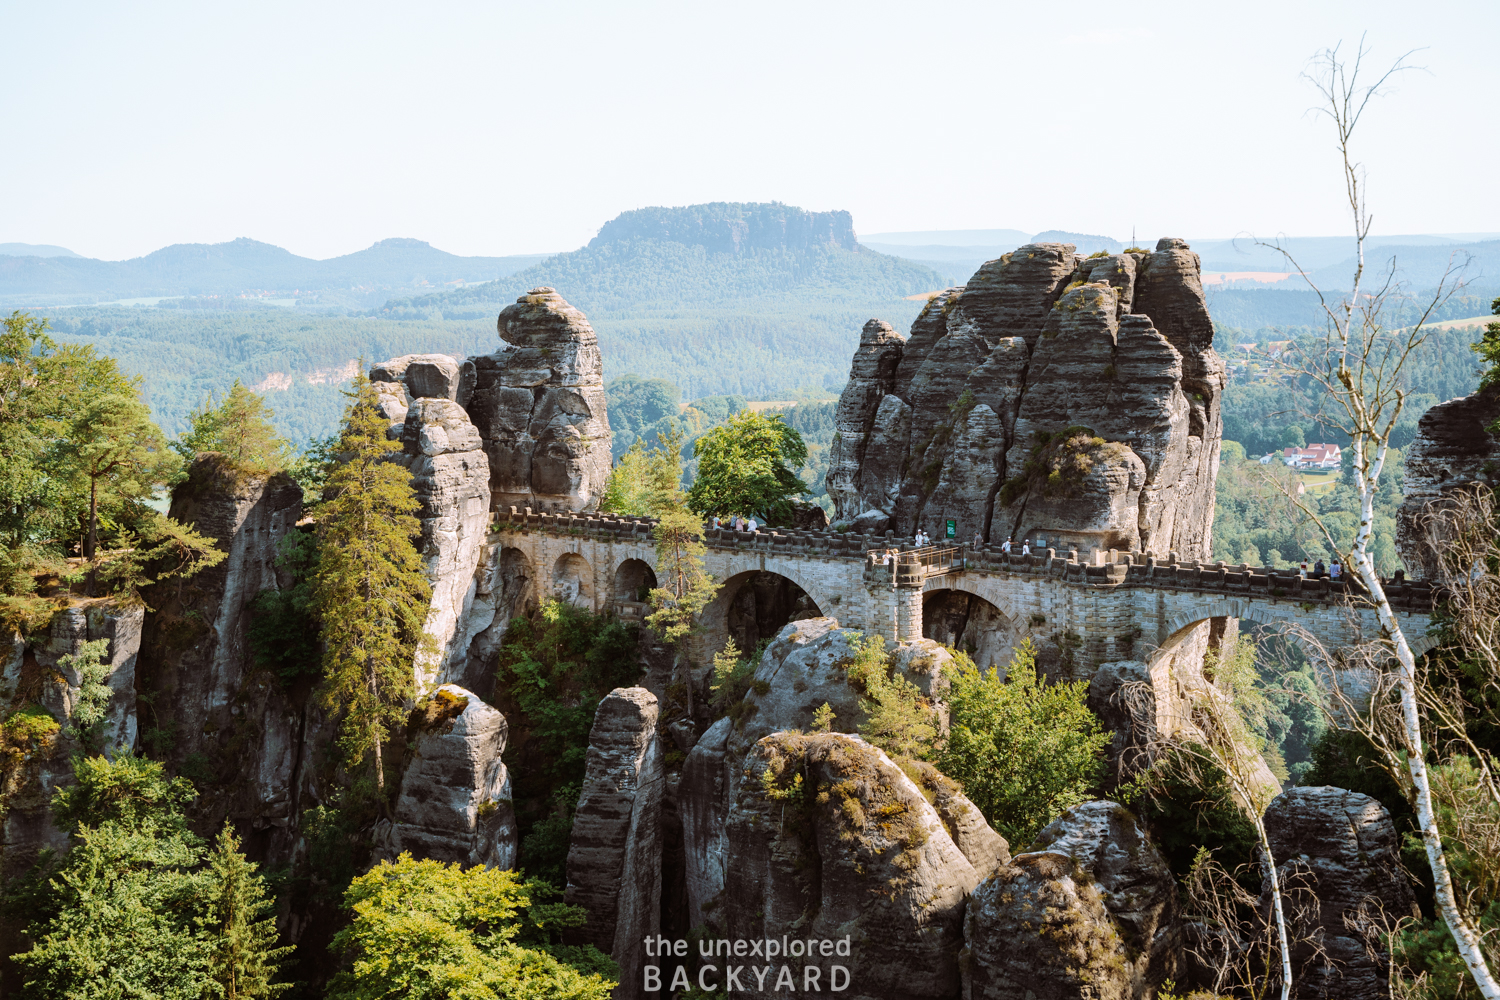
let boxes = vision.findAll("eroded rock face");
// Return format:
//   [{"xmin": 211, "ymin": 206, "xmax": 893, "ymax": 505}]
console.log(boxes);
[
  {"xmin": 827, "ymin": 239, "xmax": 1224, "ymax": 561},
  {"xmin": 135, "ymin": 455, "xmax": 309, "ymax": 862},
  {"xmin": 724, "ymin": 732, "xmax": 982, "ymax": 1000},
  {"xmin": 396, "ymin": 397, "xmax": 491, "ymax": 689},
  {"xmin": 565, "ymin": 687, "xmax": 662, "ymax": 1000},
  {"xmin": 380, "ymin": 685, "xmax": 516, "ymax": 869},
  {"xmin": 1, "ymin": 604, "xmax": 145, "ymax": 878},
  {"xmin": 1261, "ymin": 786, "xmax": 1417, "ymax": 999},
  {"xmin": 468, "ymin": 287, "xmax": 611, "ymax": 513},
  {"xmin": 965, "ymin": 800, "xmax": 1178, "ymax": 1000},
  {"xmin": 827, "ymin": 319, "xmax": 905, "ymax": 519},
  {"xmin": 1396, "ymin": 382, "xmax": 1500, "ymax": 579},
  {"xmin": 679, "ymin": 619, "xmax": 959, "ymax": 940}
]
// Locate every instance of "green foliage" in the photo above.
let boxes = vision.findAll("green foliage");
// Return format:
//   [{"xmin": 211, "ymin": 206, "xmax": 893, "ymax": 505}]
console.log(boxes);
[
  {"xmin": 686, "ymin": 410, "xmax": 809, "ymax": 523},
  {"xmin": 599, "ymin": 427, "xmax": 684, "ymax": 517},
  {"xmin": 173, "ymin": 379, "xmax": 293, "ymax": 473},
  {"xmin": 935, "ymin": 640, "xmax": 1108, "ymax": 845},
  {"xmin": 14, "ymin": 754, "xmax": 289, "ymax": 999},
  {"xmin": 327, "ymin": 852, "xmax": 616, "ymax": 1000},
  {"xmin": 1211, "ymin": 443, "xmax": 1408, "ymax": 574},
  {"xmin": 247, "ymin": 530, "xmax": 322, "ymax": 685},
  {"xmin": 646, "ymin": 510, "xmax": 719, "ymax": 648},
  {"xmin": 1125, "ymin": 748, "xmax": 1260, "ymax": 884},
  {"xmin": 199, "ymin": 824, "xmax": 295, "ymax": 1000},
  {"xmin": 495, "ymin": 600, "xmax": 642, "ymax": 889},
  {"xmin": 311, "ymin": 372, "xmax": 431, "ymax": 793},
  {"xmin": 59, "ymin": 640, "xmax": 113, "ymax": 753},
  {"xmin": 55, "ymin": 389, "xmax": 183, "ymax": 560},
  {"xmin": 1474, "ymin": 296, "xmax": 1500, "ymax": 400},
  {"xmin": 708, "ymin": 638, "xmax": 757, "ymax": 719},
  {"xmin": 812, "ymin": 702, "xmax": 836, "ymax": 732},
  {"xmin": 1393, "ymin": 757, "xmax": 1500, "ymax": 997},
  {"xmin": 839, "ymin": 634, "xmax": 938, "ymax": 761}
]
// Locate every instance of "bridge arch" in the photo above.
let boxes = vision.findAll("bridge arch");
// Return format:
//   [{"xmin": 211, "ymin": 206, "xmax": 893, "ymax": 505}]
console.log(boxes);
[
  {"xmin": 612, "ymin": 558, "xmax": 658, "ymax": 603},
  {"xmin": 921, "ymin": 586, "xmax": 1026, "ymax": 672},
  {"xmin": 551, "ymin": 552, "xmax": 594, "ymax": 608},
  {"xmin": 700, "ymin": 568, "xmax": 825, "ymax": 659}
]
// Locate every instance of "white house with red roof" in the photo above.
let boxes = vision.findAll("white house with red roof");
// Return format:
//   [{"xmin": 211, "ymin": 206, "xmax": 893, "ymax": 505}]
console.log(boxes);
[{"xmin": 1282, "ymin": 442, "xmax": 1342, "ymax": 469}]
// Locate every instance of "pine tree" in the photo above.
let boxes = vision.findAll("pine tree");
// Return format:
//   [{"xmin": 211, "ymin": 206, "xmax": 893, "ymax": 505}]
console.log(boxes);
[
  {"xmin": 54, "ymin": 391, "xmax": 181, "ymax": 576},
  {"xmin": 175, "ymin": 379, "xmax": 291, "ymax": 472},
  {"xmin": 200, "ymin": 823, "xmax": 293, "ymax": 999},
  {"xmin": 311, "ymin": 372, "xmax": 430, "ymax": 796}
]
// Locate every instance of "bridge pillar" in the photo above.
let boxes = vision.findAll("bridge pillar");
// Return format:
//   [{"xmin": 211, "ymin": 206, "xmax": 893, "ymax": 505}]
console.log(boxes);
[{"xmin": 895, "ymin": 586, "xmax": 923, "ymax": 641}]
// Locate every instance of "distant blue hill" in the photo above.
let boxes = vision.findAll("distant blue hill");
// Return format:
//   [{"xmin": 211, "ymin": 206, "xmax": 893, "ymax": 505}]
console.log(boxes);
[
  {"xmin": 0, "ymin": 237, "xmax": 549, "ymax": 304},
  {"xmin": 0, "ymin": 242, "xmax": 82, "ymax": 258}
]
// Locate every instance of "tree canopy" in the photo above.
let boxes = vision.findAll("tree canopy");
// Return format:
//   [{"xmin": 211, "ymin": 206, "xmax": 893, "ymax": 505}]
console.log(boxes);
[
  {"xmin": 327, "ymin": 853, "xmax": 616, "ymax": 1000},
  {"xmin": 685, "ymin": 410, "xmax": 808, "ymax": 523}
]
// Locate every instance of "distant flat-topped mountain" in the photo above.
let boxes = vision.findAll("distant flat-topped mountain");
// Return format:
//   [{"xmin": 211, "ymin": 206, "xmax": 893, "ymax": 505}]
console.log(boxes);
[
  {"xmin": 0, "ymin": 236, "xmax": 549, "ymax": 302},
  {"xmin": 590, "ymin": 202, "xmax": 858, "ymax": 255},
  {"xmin": 380, "ymin": 201, "xmax": 944, "ymax": 399}
]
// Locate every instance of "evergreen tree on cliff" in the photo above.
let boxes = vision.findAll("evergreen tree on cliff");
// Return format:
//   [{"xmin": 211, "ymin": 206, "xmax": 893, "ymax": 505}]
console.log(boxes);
[{"xmin": 312, "ymin": 372, "xmax": 430, "ymax": 797}]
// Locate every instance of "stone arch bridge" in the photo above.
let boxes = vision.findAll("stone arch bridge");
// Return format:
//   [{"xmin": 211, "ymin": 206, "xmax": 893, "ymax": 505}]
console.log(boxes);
[{"xmin": 487, "ymin": 507, "xmax": 1437, "ymax": 675}]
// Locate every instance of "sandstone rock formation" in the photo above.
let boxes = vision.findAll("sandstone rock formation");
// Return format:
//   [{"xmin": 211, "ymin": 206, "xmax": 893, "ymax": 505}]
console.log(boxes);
[
  {"xmin": 965, "ymin": 800, "xmax": 1178, "ymax": 1000},
  {"xmin": 468, "ymin": 288, "xmax": 611, "ymax": 513},
  {"xmin": 134, "ymin": 455, "xmax": 310, "ymax": 857},
  {"xmin": 1086, "ymin": 660, "xmax": 1156, "ymax": 788},
  {"xmin": 565, "ymin": 687, "xmax": 663, "ymax": 1000},
  {"xmin": 1396, "ymin": 382, "xmax": 1500, "ymax": 579},
  {"xmin": 828, "ymin": 240, "xmax": 1224, "ymax": 562},
  {"xmin": 680, "ymin": 618, "xmax": 963, "ymax": 934},
  {"xmin": 724, "ymin": 732, "xmax": 983, "ymax": 1000},
  {"xmin": 0, "ymin": 603, "xmax": 145, "ymax": 878},
  {"xmin": 379, "ymin": 685, "xmax": 516, "ymax": 869},
  {"xmin": 1261, "ymin": 786, "xmax": 1417, "ymax": 998},
  {"xmin": 395, "ymin": 397, "xmax": 492, "ymax": 689}
]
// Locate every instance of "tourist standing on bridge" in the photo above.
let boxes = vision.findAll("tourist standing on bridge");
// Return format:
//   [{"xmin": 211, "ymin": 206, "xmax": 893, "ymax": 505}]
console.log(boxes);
[
  {"xmin": 1299, "ymin": 562, "xmax": 1309, "ymax": 579},
  {"xmin": 1330, "ymin": 560, "xmax": 1342, "ymax": 580},
  {"xmin": 1021, "ymin": 540, "xmax": 1030, "ymax": 557},
  {"xmin": 973, "ymin": 531, "xmax": 982, "ymax": 549},
  {"xmin": 1001, "ymin": 538, "xmax": 1012, "ymax": 555},
  {"xmin": 1314, "ymin": 558, "xmax": 1326, "ymax": 579}
]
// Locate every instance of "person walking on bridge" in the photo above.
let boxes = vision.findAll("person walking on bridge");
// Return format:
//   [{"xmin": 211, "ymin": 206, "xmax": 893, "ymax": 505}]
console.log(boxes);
[{"xmin": 1001, "ymin": 537, "xmax": 1012, "ymax": 555}]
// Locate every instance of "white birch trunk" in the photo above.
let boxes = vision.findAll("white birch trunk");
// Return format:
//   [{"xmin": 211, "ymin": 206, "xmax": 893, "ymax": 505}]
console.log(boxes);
[{"xmin": 1353, "ymin": 442, "xmax": 1500, "ymax": 998}]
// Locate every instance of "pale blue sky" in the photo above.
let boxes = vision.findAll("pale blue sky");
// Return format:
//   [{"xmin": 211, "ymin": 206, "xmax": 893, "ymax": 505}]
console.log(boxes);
[{"xmin": 3, "ymin": 0, "xmax": 1496, "ymax": 260}]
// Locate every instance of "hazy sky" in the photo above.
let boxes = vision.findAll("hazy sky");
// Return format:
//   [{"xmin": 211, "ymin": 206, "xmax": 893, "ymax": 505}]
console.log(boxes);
[{"xmin": 4, "ymin": 0, "xmax": 1497, "ymax": 261}]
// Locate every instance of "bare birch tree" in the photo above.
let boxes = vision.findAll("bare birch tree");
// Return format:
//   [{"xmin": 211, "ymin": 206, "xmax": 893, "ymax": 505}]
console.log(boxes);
[
  {"xmin": 1254, "ymin": 38, "xmax": 1499, "ymax": 996},
  {"xmin": 1129, "ymin": 637, "xmax": 1295, "ymax": 999}
]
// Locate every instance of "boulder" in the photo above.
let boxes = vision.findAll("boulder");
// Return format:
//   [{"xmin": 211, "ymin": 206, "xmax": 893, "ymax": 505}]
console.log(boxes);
[
  {"xmin": 466, "ymin": 288, "xmax": 611, "ymax": 513},
  {"xmin": 965, "ymin": 800, "xmax": 1178, "ymax": 1000},
  {"xmin": 380, "ymin": 685, "xmax": 516, "ymax": 869},
  {"xmin": 1395, "ymin": 382, "xmax": 1500, "ymax": 579},
  {"xmin": 723, "ymin": 732, "xmax": 982, "ymax": 1000},
  {"xmin": 680, "ymin": 619, "xmax": 957, "ymax": 938},
  {"xmin": 565, "ymin": 687, "xmax": 663, "ymax": 1000},
  {"xmin": 1261, "ymin": 786, "xmax": 1418, "ymax": 999},
  {"xmin": 397, "ymin": 398, "xmax": 492, "ymax": 689}
]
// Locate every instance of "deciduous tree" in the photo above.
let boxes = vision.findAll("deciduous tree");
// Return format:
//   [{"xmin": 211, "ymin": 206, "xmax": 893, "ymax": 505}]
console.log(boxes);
[{"xmin": 686, "ymin": 410, "xmax": 808, "ymax": 524}]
